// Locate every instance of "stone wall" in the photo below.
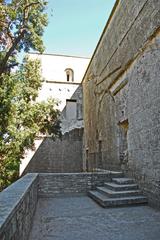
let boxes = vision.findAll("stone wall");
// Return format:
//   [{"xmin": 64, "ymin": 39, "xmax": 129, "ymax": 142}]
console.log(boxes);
[
  {"xmin": 23, "ymin": 128, "xmax": 83, "ymax": 174},
  {"xmin": 127, "ymin": 35, "xmax": 160, "ymax": 208},
  {"xmin": 20, "ymin": 86, "xmax": 84, "ymax": 175},
  {"xmin": 0, "ymin": 174, "xmax": 38, "ymax": 240},
  {"xmin": 38, "ymin": 172, "xmax": 111, "ymax": 197},
  {"xmin": 61, "ymin": 85, "xmax": 84, "ymax": 133},
  {"xmin": 82, "ymin": 0, "xmax": 160, "ymax": 208}
]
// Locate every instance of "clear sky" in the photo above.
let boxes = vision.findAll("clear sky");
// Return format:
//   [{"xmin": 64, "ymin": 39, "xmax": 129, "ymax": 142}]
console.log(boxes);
[{"xmin": 43, "ymin": 0, "xmax": 116, "ymax": 58}]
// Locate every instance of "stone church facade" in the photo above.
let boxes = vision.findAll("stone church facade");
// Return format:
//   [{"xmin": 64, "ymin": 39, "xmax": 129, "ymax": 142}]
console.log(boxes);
[{"xmin": 82, "ymin": 0, "xmax": 160, "ymax": 208}]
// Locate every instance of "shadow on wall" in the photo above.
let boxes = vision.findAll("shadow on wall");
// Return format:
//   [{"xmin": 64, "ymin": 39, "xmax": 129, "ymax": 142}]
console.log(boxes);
[
  {"xmin": 20, "ymin": 84, "xmax": 84, "ymax": 175},
  {"xmin": 22, "ymin": 128, "xmax": 83, "ymax": 175},
  {"xmin": 60, "ymin": 84, "xmax": 83, "ymax": 133}
]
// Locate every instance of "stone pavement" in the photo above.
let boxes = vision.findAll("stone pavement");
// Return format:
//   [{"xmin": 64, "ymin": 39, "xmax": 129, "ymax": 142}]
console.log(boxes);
[{"xmin": 29, "ymin": 196, "xmax": 160, "ymax": 240}]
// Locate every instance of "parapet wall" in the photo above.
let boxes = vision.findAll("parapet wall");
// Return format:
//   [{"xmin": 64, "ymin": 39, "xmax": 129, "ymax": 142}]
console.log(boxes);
[
  {"xmin": 38, "ymin": 172, "xmax": 111, "ymax": 197},
  {"xmin": 0, "ymin": 174, "xmax": 38, "ymax": 240}
]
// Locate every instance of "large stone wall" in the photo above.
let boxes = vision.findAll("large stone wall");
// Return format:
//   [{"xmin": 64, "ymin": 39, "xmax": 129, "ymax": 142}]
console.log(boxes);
[
  {"xmin": 23, "ymin": 128, "xmax": 83, "ymax": 174},
  {"xmin": 127, "ymin": 35, "xmax": 160, "ymax": 208},
  {"xmin": 0, "ymin": 174, "xmax": 38, "ymax": 240},
  {"xmin": 82, "ymin": 0, "xmax": 160, "ymax": 208},
  {"xmin": 20, "ymin": 86, "xmax": 84, "ymax": 174}
]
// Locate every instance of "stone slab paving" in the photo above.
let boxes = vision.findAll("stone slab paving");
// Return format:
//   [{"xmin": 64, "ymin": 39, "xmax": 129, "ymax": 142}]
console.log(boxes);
[{"xmin": 29, "ymin": 196, "xmax": 160, "ymax": 240}]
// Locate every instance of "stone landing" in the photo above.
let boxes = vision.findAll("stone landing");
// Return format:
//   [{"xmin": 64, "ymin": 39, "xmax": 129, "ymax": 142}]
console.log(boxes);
[{"xmin": 28, "ymin": 196, "xmax": 160, "ymax": 240}]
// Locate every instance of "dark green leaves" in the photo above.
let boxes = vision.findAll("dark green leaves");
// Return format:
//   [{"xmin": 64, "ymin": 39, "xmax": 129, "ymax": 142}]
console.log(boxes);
[
  {"xmin": 0, "ymin": 0, "xmax": 48, "ymax": 74},
  {"xmin": 0, "ymin": 58, "xmax": 61, "ymax": 190}
]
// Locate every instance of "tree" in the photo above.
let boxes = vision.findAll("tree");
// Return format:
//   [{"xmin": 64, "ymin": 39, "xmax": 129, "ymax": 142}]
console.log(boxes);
[
  {"xmin": 0, "ymin": 57, "xmax": 61, "ymax": 191},
  {"xmin": 0, "ymin": 1, "xmax": 61, "ymax": 190},
  {"xmin": 0, "ymin": 0, "xmax": 48, "ymax": 75}
]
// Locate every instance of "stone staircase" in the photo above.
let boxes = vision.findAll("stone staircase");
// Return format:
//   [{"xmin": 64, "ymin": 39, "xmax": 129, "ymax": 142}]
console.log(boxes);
[{"xmin": 88, "ymin": 175, "xmax": 148, "ymax": 208}]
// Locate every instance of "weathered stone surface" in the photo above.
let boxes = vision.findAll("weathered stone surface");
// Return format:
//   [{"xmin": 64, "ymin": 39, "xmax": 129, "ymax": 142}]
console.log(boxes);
[
  {"xmin": 29, "ymin": 196, "xmax": 160, "ymax": 240},
  {"xmin": 38, "ymin": 172, "xmax": 111, "ymax": 197},
  {"xmin": 88, "ymin": 176, "xmax": 147, "ymax": 207},
  {"xmin": 23, "ymin": 128, "xmax": 84, "ymax": 174},
  {"xmin": 0, "ymin": 174, "xmax": 38, "ymax": 240},
  {"xmin": 127, "ymin": 34, "xmax": 160, "ymax": 208},
  {"xmin": 82, "ymin": 0, "xmax": 160, "ymax": 208},
  {"xmin": 0, "ymin": 172, "xmax": 118, "ymax": 239},
  {"xmin": 0, "ymin": 171, "xmax": 159, "ymax": 239},
  {"xmin": 61, "ymin": 85, "xmax": 84, "ymax": 133}
]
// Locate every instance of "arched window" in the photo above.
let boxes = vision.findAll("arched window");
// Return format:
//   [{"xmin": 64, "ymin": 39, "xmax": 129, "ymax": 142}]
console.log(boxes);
[{"xmin": 65, "ymin": 68, "xmax": 74, "ymax": 82}]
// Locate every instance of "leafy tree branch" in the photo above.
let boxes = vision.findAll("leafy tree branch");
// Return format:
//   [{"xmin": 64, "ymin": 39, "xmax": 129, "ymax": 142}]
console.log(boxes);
[
  {"xmin": 0, "ymin": 0, "xmax": 48, "ymax": 75},
  {"xmin": 0, "ymin": 1, "xmax": 62, "ymax": 190}
]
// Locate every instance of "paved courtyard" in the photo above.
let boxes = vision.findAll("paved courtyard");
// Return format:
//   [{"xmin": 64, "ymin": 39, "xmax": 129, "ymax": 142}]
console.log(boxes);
[{"xmin": 29, "ymin": 196, "xmax": 160, "ymax": 240}]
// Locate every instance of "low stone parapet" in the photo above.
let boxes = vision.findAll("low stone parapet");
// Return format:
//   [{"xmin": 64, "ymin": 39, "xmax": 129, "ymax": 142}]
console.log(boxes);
[
  {"xmin": 38, "ymin": 172, "xmax": 112, "ymax": 197},
  {"xmin": 0, "ymin": 173, "xmax": 38, "ymax": 240}
]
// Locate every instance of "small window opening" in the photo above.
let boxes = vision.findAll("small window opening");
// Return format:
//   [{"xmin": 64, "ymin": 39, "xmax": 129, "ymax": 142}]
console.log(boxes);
[
  {"xmin": 65, "ymin": 68, "xmax": 74, "ymax": 82},
  {"xmin": 67, "ymin": 74, "xmax": 70, "ymax": 82}
]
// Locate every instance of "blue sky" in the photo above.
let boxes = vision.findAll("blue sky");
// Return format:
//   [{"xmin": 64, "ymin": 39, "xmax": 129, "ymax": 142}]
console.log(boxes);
[{"xmin": 43, "ymin": 0, "xmax": 116, "ymax": 57}]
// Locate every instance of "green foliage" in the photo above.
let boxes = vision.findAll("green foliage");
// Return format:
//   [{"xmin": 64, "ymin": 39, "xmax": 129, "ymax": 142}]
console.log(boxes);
[
  {"xmin": 0, "ymin": 0, "xmax": 48, "ymax": 74},
  {"xmin": 0, "ymin": 1, "xmax": 62, "ymax": 190},
  {"xmin": 0, "ymin": 58, "xmax": 61, "ymax": 190}
]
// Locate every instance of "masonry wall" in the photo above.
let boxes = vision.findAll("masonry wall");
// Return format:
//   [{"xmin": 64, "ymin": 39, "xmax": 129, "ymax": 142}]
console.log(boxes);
[
  {"xmin": 23, "ymin": 128, "xmax": 83, "ymax": 174},
  {"xmin": 61, "ymin": 85, "xmax": 84, "ymax": 133},
  {"xmin": 29, "ymin": 53, "xmax": 89, "ymax": 112},
  {"xmin": 0, "ymin": 174, "xmax": 38, "ymax": 240},
  {"xmin": 83, "ymin": 0, "xmax": 160, "ymax": 208},
  {"xmin": 38, "ymin": 172, "xmax": 111, "ymax": 197}
]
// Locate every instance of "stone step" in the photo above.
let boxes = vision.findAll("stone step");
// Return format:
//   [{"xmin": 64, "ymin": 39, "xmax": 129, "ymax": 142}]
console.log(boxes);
[
  {"xmin": 96, "ymin": 186, "xmax": 141, "ymax": 198},
  {"xmin": 112, "ymin": 178, "xmax": 135, "ymax": 185},
  {"xmin": 104, "ymin": 182, "xmax": 139, "ymax": 191},
  {"xmin": 88, "ymin": 190, "xmax": 148, "ymax": 208},
  {"xmin": 95, "ymin": 170, "xmax": 123, "ymax": 178},
  {"xmin": 108, "ymin": 171, "xmax": 124, "ymax": 178}
]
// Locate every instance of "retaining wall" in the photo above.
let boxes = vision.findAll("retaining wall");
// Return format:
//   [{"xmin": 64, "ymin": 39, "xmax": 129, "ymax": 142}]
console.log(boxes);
[{"xmin": 23, "ymin": 128, "xmax": 83, "ymax": 174}]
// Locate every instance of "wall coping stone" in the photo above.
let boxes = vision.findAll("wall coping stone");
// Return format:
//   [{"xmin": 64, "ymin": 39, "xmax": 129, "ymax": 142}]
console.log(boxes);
[
  {"xmin": 38, "ymin": 171, "xmax": 117, "ymax": 176},
  {"xmin": 0, "ymin": 173, "xmax": 38, "ymax": 236},
  {"xmin": 39, "ymin": 172, "xmax": 109, "ymax": 175}
]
